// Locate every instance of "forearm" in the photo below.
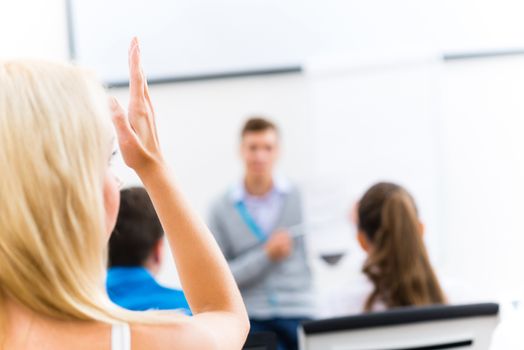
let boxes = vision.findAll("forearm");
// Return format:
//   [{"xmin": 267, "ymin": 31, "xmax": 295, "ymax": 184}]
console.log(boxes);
[
  {"xmin": 229, "ymin": 246, "xmax": 273, "ymax": 287},
  {"xmin": 138, "ymin": 161, "xmax": 245, "ymax": 316}
]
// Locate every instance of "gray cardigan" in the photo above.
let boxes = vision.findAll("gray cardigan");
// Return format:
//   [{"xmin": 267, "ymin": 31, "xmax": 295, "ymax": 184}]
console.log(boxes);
[{"xmin": 208, "ymin": 186, "xmax": 314, "ymax": 319}]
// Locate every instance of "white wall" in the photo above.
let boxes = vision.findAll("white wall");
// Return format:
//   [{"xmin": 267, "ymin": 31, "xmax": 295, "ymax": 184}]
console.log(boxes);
[
  {"xmin": 439, "ymin": 57, "xmax": 524, "ymax": 299},
  {"xmin": 0, "ymin": 0, "xmax": 68, "ymax": 61},
  {"xmin": 3, "ymin": 0, "xmax": 524, "ymax": 305}
]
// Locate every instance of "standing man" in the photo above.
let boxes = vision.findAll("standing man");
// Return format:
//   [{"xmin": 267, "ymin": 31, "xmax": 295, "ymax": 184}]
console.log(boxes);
[{"xmin": 208, "ymin": 117, "xmax": 313, "ymax": 350}]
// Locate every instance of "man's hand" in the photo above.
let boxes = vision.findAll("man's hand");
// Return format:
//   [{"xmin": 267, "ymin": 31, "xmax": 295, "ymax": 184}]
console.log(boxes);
[{"xmin": 264, "ymin": 229, "xmax": 293, "ymax": 262}]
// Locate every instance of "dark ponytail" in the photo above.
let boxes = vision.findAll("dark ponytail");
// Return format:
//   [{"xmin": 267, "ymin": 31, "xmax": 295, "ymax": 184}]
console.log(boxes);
[{"xmin": 358, "ymin": 182, "xmax": 446, "ymax": 311}]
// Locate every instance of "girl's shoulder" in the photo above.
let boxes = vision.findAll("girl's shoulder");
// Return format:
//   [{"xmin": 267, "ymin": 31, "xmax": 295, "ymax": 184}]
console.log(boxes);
[{"xmin": 130, "ymin": 318, "xmax": 218, "ymax": 350}]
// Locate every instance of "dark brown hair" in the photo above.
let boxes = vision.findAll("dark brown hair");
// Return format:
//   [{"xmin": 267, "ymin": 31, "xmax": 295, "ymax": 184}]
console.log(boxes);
[
  {"xmin": 108, "ymin": 187, "xmax": 163, "ymax": 267},
  {"xmin": 358, "ymin": 182, "xmax": 446, "ymax": 311},
  {"xmin": 241, "ymin": 117, "xmax": 278, "ymax": 138}
]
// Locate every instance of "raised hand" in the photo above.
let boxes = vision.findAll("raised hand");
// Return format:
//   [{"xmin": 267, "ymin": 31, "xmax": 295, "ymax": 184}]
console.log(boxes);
[{"xmin": 110, "ymin": 37, "xmax": 162, "ymax": 174}]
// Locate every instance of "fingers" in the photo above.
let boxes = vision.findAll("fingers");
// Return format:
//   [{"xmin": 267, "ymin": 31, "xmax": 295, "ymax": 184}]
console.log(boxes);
[
  {"xmin": 274, "ymin": 230, "xmax": 291, "ymax": 239},
  {"xmin": 128, "ymin": 38, "xmax": 155, "ymax": 131},
  {"xmin": 129, "ymin": 37, "xmax": 145, "ymax": 102},
  {"xmin": 144, "ymin": 77, "xmax": 155, "ymax": 116}
]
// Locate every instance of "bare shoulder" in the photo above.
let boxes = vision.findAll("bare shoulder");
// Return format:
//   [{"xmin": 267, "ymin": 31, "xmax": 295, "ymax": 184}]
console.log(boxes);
[{"xmin": 131, "ymin": 318, "xmax": 220, "ymax": 350}]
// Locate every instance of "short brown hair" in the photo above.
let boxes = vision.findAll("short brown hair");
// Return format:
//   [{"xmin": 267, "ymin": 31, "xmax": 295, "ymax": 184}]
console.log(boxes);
[
  {"xmin": 241, "ymin": 117, "xmax": 279, "ymax": 138},
  {"xmin": 108, "ymin": 187, "xmax": 163, "ymax": 267}
]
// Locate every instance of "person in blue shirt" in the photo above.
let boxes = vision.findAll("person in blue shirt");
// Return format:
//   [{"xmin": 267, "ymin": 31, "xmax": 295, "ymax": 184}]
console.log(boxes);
[{"xmin": 107, "ymin": 186, "xmax": 191, "ymax": 314}]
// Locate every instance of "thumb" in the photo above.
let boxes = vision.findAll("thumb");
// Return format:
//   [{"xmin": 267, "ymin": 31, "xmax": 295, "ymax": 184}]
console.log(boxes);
[{"xmin": 110, "ymin": 97, "xmax": 139, "ymax": 146}]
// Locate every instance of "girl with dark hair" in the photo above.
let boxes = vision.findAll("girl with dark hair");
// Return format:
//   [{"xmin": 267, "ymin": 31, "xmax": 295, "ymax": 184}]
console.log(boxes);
[
  {"xmin": 357, "ymin": 182, "xmax": 446, "ymax": 311},
  {"xmin": 320, "ymin": 182, "xmax": 449, "ymax": 317}
]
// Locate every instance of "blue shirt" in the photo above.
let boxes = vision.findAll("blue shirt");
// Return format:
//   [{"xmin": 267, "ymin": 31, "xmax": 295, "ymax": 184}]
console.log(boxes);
[{"xmin": 106, "ymin": 267, "xmax": 191, "ymax": 315}]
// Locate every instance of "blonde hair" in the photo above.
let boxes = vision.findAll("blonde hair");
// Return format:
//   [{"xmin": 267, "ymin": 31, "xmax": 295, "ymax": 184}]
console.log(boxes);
[{"xmin": 0, "ymin": 61, "xmax": 170, "ymax": 327}]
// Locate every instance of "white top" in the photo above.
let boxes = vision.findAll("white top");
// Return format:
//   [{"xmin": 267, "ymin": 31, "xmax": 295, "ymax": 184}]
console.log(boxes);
[
  {"xmin": 318, "ymin": 273, "xmax": 383, "ymax": 318},
  {"xmin": 111, "ymin": 323, "xmax": 131, "ymax": 350},
  {"xmin": 318, "ymin": 272, "xmax": 482, "ymax": 318}
]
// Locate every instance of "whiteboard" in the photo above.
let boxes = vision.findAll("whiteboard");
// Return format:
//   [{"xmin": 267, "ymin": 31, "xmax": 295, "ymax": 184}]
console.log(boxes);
[{"xmin": 68, "ymin": 0, "xmax": 524, "ymax": 84}]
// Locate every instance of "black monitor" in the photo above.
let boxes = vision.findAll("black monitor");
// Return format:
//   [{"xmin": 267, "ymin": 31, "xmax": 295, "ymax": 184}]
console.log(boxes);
[
  {"xmin": 242, "ymin": 332, "xmax": 278, "ymax": 350},
  {"xmin": 301, "ymin": 303, "xmax": 499, "ymax": 335},
  {"xmin": 300, "ymin": 303, "xmax": 499, "ymax": 350}
]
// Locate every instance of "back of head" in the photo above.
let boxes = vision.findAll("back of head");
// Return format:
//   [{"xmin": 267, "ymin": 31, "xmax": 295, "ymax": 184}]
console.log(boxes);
[
  {"xmin": 109, "ymin": 187, "xmax": 163, "ymax": 268},
  {"xmin": 358, "ymin": 182, "xmax": 446, "ymax": 311},
  {"xmin": 0, "ymin": 60, "xmax": 118, "ymax": 322}
]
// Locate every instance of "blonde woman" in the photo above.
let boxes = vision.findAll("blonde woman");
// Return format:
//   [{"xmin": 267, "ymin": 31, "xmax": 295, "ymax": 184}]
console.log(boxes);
[{"xmin": 0, "ymin": 38, "xmax": 249, "ymax": 349}]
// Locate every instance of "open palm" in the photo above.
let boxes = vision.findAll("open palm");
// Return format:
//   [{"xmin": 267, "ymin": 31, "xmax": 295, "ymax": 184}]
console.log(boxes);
[{"xmin": 111, "ymin": 37, "xmax": 162, "ymax": 174}]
